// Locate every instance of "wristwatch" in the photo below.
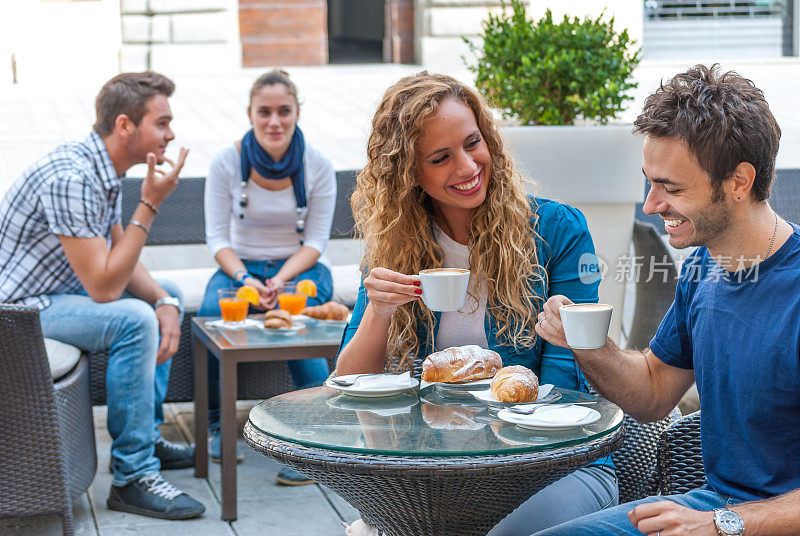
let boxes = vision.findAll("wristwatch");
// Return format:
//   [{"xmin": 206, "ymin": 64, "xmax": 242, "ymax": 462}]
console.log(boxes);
[
  {"xmin": 714, "ymin": 508, "xmax": 744, "ymax": 536},
  {"xmin": 154, "ymin": 296, "xmax": 182, "ymax": 314}
]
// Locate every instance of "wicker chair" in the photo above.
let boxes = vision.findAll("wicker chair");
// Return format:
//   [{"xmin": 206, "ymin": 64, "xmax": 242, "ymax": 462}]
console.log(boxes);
[
  {"xmin": 0, "ymin": 305, "xmax": 97, "ymax": 536},
  {"xmin": 771, "ymin": 169, "xmax": 800, "ymax": 224},
  {"xmin": 608, "ymin": 222, "xmax": 685, "ymax": 501},
  {"xmin": 612, "ymin": 409, "xmax": 683, "ymax": 503},
  {"xmin": 657, "ymin": 411, "xmax": 706, "ymax": 494},
  {"xmin": 626, "ymin": 220, "xmax": 678, "ymax": 351}
]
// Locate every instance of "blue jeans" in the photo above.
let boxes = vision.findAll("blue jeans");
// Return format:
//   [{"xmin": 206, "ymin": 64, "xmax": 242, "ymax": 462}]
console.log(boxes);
[
  {"xmin": 488, "ymin": 466, "xmax": 618, "ymax": 535},
  {"xmin": 39, "ymin": 279, "xmax": 183, "ymax": 487},
  {"xmin": 533, "ymin": 487, "xmax": 743, "ymax": 535},
  {"xmin": 197, "ymin": 259, "xmax": 333, "ymax": 428}
]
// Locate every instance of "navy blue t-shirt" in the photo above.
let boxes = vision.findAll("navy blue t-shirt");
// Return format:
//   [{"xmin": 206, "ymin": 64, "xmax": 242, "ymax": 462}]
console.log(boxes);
[{"xmin": 651, "ymin": 223, "xmax": 800, "ymax": 501}]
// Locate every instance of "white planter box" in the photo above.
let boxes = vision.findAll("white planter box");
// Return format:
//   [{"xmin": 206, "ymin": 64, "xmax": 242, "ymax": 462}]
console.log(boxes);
[{"xmin": 500, "ymin": 125, "xmax": 644, "ymax": 342}]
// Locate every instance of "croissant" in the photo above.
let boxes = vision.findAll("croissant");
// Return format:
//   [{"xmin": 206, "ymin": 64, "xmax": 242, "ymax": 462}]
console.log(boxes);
[
  {"xmin": 490, "ymin": 365, "xmax": 539, "ymax": 403},
  {"xmin": 421, "ymin": 345, "xmax": 503, "ymax": 383},
  {"xmin": 301, "ymin": 301, "xmax": 349, "ymax": 321},
  {"xmin": 264, "ymin": 309, "xmax": 292, "ymax": 329}
]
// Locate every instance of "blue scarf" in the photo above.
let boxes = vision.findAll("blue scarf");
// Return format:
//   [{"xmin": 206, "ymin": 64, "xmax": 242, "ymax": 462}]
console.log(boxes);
[{"xmin": 240, "ymin": 127, "xmax": 306, "ymax": 207}]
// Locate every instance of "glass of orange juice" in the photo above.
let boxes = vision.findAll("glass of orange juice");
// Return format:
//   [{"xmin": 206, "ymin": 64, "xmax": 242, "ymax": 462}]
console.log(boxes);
[
  {"xmin": 218, "ymin": 289, "xmax": 249, "ymax": 327},
  {"xmin": 277, "ymin": 283, "xmax": 308, "ymax": 316}
]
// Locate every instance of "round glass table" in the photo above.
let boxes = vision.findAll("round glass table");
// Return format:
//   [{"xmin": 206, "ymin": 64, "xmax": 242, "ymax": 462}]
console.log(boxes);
[{"xmin": 245, "ymin": 386, "xmax": 624, "ymax": 536}]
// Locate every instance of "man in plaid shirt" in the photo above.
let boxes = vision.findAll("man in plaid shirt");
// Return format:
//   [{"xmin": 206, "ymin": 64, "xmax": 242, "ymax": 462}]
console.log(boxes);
[{"xmin": 0, "ymin": 72, "xmax": 205, "ymax": 520}]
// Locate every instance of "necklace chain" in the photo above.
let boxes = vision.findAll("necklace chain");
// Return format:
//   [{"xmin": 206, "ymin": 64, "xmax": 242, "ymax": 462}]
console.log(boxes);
[{"xmin": 764, "ymin": 211, "xmax": 779, "ymax": 260}]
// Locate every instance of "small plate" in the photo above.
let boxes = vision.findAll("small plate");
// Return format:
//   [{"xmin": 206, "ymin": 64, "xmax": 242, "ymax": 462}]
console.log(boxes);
[
  {"xmin": 206, "ymin": 318, "xmax": 262, "ymax": 331},
  {"xmin": 326, "ymin": 393, "xmax": 419, "ymax": 416},
  {"xmin": 427, "ymin": 378, "xmax": 494, "ymax": 392},
  {"xmin": 324, "ymin": 374, "xmax": 419, "ymax": 398},
  {"xmin": 492, "ymin": 425, "xmax": 552, "ymax": 447},
  {"xmin": 470, "ymin": 384, "xmax": 560, "ymax": 407},
  {"xmin": 497, "ymin": 406, "xmax": 601, "ymax": 430},
  {"xmin": 261, "ymin": 321, "xmax": 305, "ymax": 335},
  {"xmin": 294, "ymin": 314, "xmax": 350, "ymax": 329}
]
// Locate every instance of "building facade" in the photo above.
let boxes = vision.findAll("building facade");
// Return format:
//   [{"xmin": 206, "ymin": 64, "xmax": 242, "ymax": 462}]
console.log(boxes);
[{"xmin": 1, "ymin": 0, "xmax": 797, "ymax": 84}]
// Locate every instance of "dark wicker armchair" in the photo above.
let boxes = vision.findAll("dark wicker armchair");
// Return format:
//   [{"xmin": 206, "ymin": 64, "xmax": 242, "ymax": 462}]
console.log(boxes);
[
  {"xmin": 657, "ymin": 411, "xmax": 706, "ymax": 495},
  {"xmin": 0, "ymin": 305, "xmax": 97, "ymax": 536},
  {"xmin": 613, "ymin": 409, "xmax": 683, "ymax": 503},
  {"xmin": 626, "ymin": 221, "xmax": 679, "ymax": 351}
]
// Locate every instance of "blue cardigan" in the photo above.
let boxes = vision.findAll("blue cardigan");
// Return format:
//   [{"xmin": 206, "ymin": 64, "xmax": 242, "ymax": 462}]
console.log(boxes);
[{"xmin": 337, "ymin": 196, "xmax": 612, "ymax": 468}]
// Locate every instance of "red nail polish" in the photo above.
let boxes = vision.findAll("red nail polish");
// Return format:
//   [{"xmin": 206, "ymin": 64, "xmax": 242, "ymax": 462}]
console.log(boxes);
[
  {"xmin": 413, "ymin": 280, "xmax": 421, "ymax": 286},
  {"xmin": 415, "ymin": 288, "xmax": 422, "ymax": 295}
]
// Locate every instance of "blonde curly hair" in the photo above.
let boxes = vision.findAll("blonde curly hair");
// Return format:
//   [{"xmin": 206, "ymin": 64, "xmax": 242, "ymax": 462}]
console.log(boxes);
[{"xmin": 351, "ymin": 72, "xmax": 545, "ymax": 370}]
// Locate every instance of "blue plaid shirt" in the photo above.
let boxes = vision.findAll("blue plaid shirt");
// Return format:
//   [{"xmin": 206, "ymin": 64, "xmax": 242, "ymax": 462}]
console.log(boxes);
[{"xmin": 0, "ymin": 131, "xmax": 122, "ymax": 309}]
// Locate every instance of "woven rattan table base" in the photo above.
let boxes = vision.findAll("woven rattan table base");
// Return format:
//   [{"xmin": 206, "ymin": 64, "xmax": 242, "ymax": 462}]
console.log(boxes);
[{"xmin": 244, "ymin": 422, "xmax": 624, "ymax": 536}]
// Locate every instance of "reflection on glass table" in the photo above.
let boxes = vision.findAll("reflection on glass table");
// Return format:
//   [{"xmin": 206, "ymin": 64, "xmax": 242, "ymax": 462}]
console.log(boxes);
[{"xmin": 244, "ymin": 386, "xmax": 624, "ymax": 536}]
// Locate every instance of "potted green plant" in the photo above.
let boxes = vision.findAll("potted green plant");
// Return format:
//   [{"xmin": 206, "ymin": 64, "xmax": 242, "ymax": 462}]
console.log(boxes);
[
  {"xmin": 464, "ymin": 0, "xmax": 645, "ymax": 342},
  {"xmin": 465, "ymin": 0, "xmax": 640, "ymax": 126}
]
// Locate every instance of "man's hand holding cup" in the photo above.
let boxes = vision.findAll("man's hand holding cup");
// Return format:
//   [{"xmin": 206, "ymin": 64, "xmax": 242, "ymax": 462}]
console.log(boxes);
[{"xmin": 535, "ymin": 295, "xmax": 613, "ymax": 351}]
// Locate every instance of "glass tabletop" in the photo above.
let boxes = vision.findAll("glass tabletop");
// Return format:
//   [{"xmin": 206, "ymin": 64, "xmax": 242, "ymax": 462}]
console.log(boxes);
[
  {"xmin": 193, "ymin": 315, "xmax": 345, "ymax": 349},
  {"xmin": 248, "ymin": 386, "xmax": 623, "ymax": 456}
]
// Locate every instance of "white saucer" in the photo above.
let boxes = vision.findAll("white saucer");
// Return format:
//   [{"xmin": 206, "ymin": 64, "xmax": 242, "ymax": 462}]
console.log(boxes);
[
  {"xmin": 261, "ymin": 321, "xmax": 305, "ymax": 335},
  {"xmin": 496, "ymin": 405, "xmax": 601, "ymax": 430},
  {"xmin": 325, "ymin": 393, "xmax": 419, "ymax": 415},
  {"xmin": 324, "ymin": 373, "xmax": 419, "ymax": 398},
  {"xmin": 295, "ymin": 315, "xmax": 348, "ymax": 328},
  {"xmin": 470, "ymin": 384, "xmax": 557, "ymax": 406},
  {"xmin": 206, "ymin": 318, "xmax": 261, "ymax": 331}
]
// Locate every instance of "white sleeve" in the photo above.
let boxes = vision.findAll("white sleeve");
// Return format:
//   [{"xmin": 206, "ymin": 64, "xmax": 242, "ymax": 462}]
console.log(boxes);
[
  {"xmin": 301, "ymin": 151, "xmax": 336, "ymax": 255},
  {"xmin": 204, "ymin": 147, "xmax": 236, "ymax": 256}
]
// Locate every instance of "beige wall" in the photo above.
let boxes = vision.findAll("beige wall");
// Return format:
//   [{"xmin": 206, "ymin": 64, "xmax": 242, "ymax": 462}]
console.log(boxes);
[{"xmin": 0, "ymin": 0, "xmax": 121, "ymax": 85}]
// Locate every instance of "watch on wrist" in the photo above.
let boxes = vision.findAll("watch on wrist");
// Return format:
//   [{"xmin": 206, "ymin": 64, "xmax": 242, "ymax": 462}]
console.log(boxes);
[
  {"xmin": 154, "ymin": 296, "xmax": 182, "ymax": 314},
  {"xmin": 714, "ymin": 508, "xmax": 744, "ymax": 536}
]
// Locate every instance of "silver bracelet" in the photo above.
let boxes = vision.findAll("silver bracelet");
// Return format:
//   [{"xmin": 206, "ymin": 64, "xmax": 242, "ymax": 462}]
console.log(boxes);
[
  {"xmin": 139, "ymin": 198, "xmax": 159, "ymax": 214},
  {"xmin": 128, "ymin": 220, "xmax": 149, "ymax": 234}
]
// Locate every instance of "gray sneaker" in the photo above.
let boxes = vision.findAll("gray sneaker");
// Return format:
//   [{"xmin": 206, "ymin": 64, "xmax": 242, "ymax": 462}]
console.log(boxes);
[
  {"xmin": 107, "ymin": 473, "xmax": 205, "ymax": 520},
  {"xmin": 154, "ymin": 437, "xmax": 195, "ymax": 470}
]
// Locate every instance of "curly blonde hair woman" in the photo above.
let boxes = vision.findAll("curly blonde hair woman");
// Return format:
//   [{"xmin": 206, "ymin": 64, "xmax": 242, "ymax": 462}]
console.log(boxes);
[
  {"xmin": 352, "ymin": 71, "xmax": 543, "ymax": 368},
  {"xmin": 335, "ymin": 73, "xmax": 616, "ymax": 534}
]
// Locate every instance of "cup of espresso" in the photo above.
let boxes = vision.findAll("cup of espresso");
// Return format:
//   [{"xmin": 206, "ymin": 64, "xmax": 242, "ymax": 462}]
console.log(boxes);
[
  {"xmin": 558, "ymin": 303, "xmax": 613, "ymax": 350},
  {"xmin": 418, "ymin": 268, "xmax": 470, "ymax": 312}
]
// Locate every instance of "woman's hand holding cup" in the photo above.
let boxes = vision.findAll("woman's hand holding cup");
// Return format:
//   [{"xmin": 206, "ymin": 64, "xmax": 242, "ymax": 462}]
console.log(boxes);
[
  {"xmin": 535, "ymin": 295, "xmax": 573, "ymax": 349},
  {"xmin": 364, "ymin": 267, "xmax": 421, "ymax": 318}
]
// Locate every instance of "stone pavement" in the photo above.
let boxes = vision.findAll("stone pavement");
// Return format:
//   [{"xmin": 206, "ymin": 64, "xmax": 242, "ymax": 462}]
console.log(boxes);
[
  {"xmin": 0, "ymin": 402, "xmax": 360, "ymax": 536},
  {"xmin": 2, "ymin": 59, "xmax": 799, "ymax": 196}
]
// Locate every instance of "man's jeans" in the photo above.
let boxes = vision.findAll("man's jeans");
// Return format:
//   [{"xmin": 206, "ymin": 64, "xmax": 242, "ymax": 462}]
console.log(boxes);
[
  {"xmin": 533, "ymin": 487, "xmax": 744, "ymax": 536},
  {"xmin": 39, "ymin": 280, "xmax": 183, "ymax": 487}
]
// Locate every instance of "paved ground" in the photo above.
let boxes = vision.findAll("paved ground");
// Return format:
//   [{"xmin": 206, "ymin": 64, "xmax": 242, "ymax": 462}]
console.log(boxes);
[{"xmin": 0, "ymin": 402, "xmax": 360, "ymax": 536}]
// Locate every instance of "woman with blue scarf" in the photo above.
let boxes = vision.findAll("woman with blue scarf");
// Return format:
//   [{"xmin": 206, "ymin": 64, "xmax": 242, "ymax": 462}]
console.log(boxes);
[{"xmin": 198, "ymin": 69, "xmax": 336, "ymax": 484}]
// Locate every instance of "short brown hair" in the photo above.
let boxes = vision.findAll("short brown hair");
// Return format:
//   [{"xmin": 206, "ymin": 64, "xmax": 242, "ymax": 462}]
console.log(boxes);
[
  {"xmin": 633, "ymin": 64, "xmax": 780, "ymax": 202},
  {"xmin": 94, "ymin": 72, "xmax": 175, "ymax": 136},
  {"xmin": 249, "ymin": 69, "xmax": 299, "ymax": 108}
]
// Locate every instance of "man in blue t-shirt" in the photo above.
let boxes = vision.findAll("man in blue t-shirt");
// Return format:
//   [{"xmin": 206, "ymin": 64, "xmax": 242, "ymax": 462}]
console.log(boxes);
[{"xmin": 533, "ymin": 65, "xmax": 800, "ymax": 536}]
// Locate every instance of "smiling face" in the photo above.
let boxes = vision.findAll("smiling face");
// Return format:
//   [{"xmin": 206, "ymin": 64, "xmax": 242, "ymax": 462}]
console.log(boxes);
[
  {"xmin": 641, "ymin": 136, "xmax": 733, "ymax": 250},
  {"xmin": 126, "ymin": 94, "xmax": 174, "ymax": 164},
  {"xmin": 248, "ymin": 83, "xmax": 298, "ymax": 161},
  {"xmin": 416, "ymin": 99, "xmax": 491, "ymax": 220}
]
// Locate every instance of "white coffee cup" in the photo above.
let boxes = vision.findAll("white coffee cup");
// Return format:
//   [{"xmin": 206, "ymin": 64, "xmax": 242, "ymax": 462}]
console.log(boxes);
[
  {"xmin": 418, "ymin": 268, "xmax": 470, "ymax": 312},
  {"xmin": 558, "ymin": 303, "xmax": 613, "ymax": 349}
]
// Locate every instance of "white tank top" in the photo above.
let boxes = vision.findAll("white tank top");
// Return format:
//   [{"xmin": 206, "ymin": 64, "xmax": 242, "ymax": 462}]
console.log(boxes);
[{"xmin": 432, "ymin": 223, "xmax": 489, "ymax": 351}]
